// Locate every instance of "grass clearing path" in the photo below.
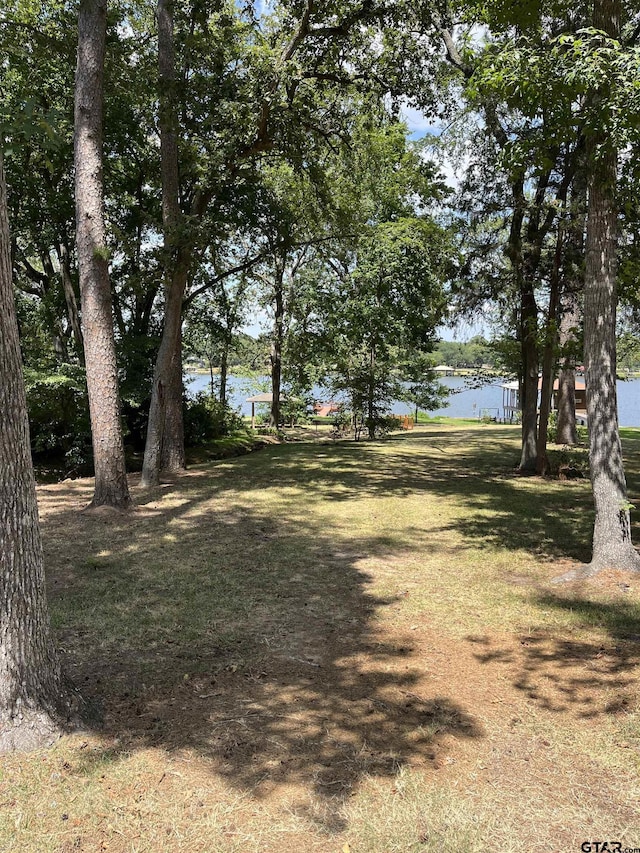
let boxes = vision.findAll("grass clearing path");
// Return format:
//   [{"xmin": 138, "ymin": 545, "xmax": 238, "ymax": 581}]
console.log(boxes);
[{"xmin": 1, "ymin": 423, "xmax": 639, "ymax": 852}]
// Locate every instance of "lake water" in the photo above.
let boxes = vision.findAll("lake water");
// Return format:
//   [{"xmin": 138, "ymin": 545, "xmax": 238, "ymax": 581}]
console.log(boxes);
[{"xmin": 186, "ymin": 372, "xmax": 640, "ymax": 428}]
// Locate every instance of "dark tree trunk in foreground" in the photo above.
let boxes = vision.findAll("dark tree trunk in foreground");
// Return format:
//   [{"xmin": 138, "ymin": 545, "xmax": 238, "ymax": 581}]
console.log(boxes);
[
  {"xmin": 142, "ymin": 260, "xmax": 189, "ymax": 486},
  {"xmin": 219, "ymin": 333, "xmax": 231, "ymax": 406},
  {"xmin": 578, "ymin": 0, "xmax": 640, "ymax": 574},
  {"xmin": 367, "ymin": 346, "xmax": 376, "ymax": 440},
  {"xmin": 0, "ymin": 154, "xmax": 72, "ymax": 752},
  {"xmin": 507, "ymin": 173, "xmax": 539, "ymax": 474},
  {"xmin": 75, "ymin": 0, "xmax": 130, "ymax": 508},
  {"xmin": 583, "ymin": 148, "xmax": 639, "ymax": 571},
  {"xmin": 142, "ymin": 0, "xmax": 187, "ymax": 486}
]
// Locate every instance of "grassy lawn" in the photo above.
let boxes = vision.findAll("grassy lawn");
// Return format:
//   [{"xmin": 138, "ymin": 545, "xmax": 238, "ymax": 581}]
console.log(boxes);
[{"xmin": 1, "ymin": 423, "xmax": 639, "ymax": 852}]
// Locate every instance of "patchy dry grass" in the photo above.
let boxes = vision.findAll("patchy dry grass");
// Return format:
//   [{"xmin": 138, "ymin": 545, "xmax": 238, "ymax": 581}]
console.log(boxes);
[{"xmin": 1, "ymin": 423, "xmax": 640, "ymax": 852}]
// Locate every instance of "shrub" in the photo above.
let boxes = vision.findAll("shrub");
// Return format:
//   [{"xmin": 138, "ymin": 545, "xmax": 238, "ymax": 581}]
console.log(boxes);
[
  {"xmin": 281, "ymin": 395, "xmax": 309, "ymax": 426},
  {"xmin": 332, "ymin": 410, "xmax": 352, "ymax": 430},
  {"xmin": 183, "ymin": 393, "xmax": 244, "ymax": 445},
  {"xmin": 367, "ymin": 414, "xmax": 402, "ymax": 438},
  {"xmin": 24, "ymin": 366, "xmax": 92, "ymax": 469},
  {"xmin": 549, "ymin": 411, "xmax": 588, "ymax": 446},
  {"xmin": 547, "ymin": 445, "xmax": 589, "ymax": 478}
]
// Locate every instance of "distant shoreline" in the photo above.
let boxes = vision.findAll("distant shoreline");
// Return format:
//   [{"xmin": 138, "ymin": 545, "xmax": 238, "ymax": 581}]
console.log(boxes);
[{"xmin": 185, "ymin": 365, "xmax": 640, "ymax": 381}]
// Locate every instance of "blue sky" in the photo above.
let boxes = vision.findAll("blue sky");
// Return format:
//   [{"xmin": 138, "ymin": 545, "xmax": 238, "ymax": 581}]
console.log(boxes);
[{"xmin": 400, "ymin": 103, "xmax": 443, "ymax": 141}]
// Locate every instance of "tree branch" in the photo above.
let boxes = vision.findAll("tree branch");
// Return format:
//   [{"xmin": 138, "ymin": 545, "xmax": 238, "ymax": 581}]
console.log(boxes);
[
  {"xmin": 431, "ymin": 8, "xmax": 473, "ymax": 79},
  {"xmin": 15, "ymin": 251, "xmax": 48, "ymax": 291},
  {"xmin": 184, "ymin": 232, "xmax": 356, "ymax": 307}
]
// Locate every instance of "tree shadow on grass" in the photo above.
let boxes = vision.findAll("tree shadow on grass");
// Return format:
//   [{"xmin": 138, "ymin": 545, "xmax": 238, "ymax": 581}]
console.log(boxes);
[
  {"xmin": 465, "ymin": 591, "xmax": 640, "ymax": 719},
  {"xmin": 184, "ymin": 427, "xmax": 597, "ymax": 563},
  {"xmin": 37, "ymin": 425, "xmax": 640, "ymax": 825},
  {"xmin": 39, "ymin": 469, "xmax": 482, "ymax": 830}
]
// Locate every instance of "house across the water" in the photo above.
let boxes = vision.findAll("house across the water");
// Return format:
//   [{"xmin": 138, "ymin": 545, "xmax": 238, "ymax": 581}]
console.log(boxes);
[
  {"xmin": 500, "ymin": 377, "xmax": 587, "ymax": 424},
  {"xmin": 312, "ymin": 401, "xmax": 340, "ymax": 418},
  {"xmin": 433, "ymin": 364, "xmax": 456, "ymax": 377}
]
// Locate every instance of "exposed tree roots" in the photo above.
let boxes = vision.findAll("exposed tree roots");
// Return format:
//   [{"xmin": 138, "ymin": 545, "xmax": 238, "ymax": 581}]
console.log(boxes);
[
  {"xmin": 0, "ymin": 680, "xmax": 100, "ymax": 754},
  {"xmin": 0, "ymin": 708, "xmax": 66, "ymax": 754},
  {"xmin": 552, "ymin": 553, "xmax": 640, "ymax": 583}
]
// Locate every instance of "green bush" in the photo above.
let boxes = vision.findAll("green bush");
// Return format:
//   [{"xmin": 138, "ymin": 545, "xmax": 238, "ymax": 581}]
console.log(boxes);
[
  {"xmin": 24, "ymin": 367, "xmax": 92, "ymax": 469},
  {"xmin": 281, "ymin": 395, "xmax": 309, "ymax": 426},
  {"xmin": 366, "ymin": 414, "xmax": 402, "ymax": 438},
  {"xmin": 183, "ymin": 393, "xmax": 244, "ymax": 445},
  {"xmin": 549, "ymin": 411, "xmax": 588, "ymax": 446},
  {"xmin": 547, "ymin": 445, "xmax": 589, "ymax": 477},
  {"xmin": 332, "ymin": 410, "xmax": 351, "ymax": 430}
]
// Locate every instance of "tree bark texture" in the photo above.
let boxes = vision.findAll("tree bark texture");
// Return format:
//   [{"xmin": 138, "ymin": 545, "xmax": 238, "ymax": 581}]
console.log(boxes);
[
  {"xmin": 75, "ymin": 0, "xmax": 130, "ymax": 508},
  {"xmin": 556, "ymin": 366, "xmax": 577, "ymax": 445},
  {"xmin": 519, "ymin": 281, "xmax": 539, "ymax": 473},
  {"xmin": 0, "ymin": 154, "xmax": 72, "ymax": 752},
  {"xmin": 536, "ymin": 225, "xmax": 563, "ymax": 475},
  {"xmin": 582, "ymin": 0, "xmax": 640, "ymax": 572},
  {"xmin": 556, "ymin": 290, "xmax": 580, "ymax": 446},
  {"xmin": 142, "ymin": 260, "xmax": 189, "ymax": 485},
  {"xmin": 57, "ymin": 239, "xmax": 85, "ymax": 364},
  {"xmin": 141, "ymin": 0, "xmax": 187, "ymax": 486},
  {"xmin": 584, "ymin": 151, "xmax": 639, "ymax": 570},
  {"xmin": 160, "ymin": 322, "xmax": 186, "ymax": 472},
  {"xmin": 269, "ymin": 265, "xmax": 285, "ymax": 428},
  {"xmin": 157, "ymin": 0, "xmax": 186, "ymax": 477}
]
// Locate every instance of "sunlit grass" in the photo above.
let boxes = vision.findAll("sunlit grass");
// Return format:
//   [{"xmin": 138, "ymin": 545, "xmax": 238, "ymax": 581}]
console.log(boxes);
[{"xmin": 2, "ymin": 423, "xmax": 638, "ymax": 852}]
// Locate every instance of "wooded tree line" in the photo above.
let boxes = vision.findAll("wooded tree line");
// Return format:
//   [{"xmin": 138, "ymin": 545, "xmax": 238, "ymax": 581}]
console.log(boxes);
[{"xmin": 2, "ymin": 0, "xmax": 640, "ymax": 749}]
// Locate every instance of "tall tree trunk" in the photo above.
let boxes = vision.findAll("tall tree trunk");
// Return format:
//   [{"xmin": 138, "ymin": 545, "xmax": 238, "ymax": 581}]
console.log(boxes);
[
  {"xmin": 74, "ymin": 0, "xmax": 130, "ymax": 509},
  {"xmin": 57, "ymin": 239, "xmax": 85, "ymax": 365},
  {"xmin": 209, "ymin": 359, "xmax": 216, "ymax": 397},
  {"xmin": 270, "ymin": 265, "xmax": 284, "ymax": 428},
  {"xmin": 536, "ymin": 225, "xmax": 563, "ymax": 475},
  {"xmin": 141, "ymin": 0, "xmax": 187, "ymax": 486},
  {"xmin": 219, "ymin": 336, "xmax": 230, "ymax": 406},
  {"xmin": 556, "ymin": 366, "xmax": 577, "ymax": 445},
  {"xmin": 142, "ymin": 260, "xmax": 189, "ymax": 485},
  {"xmin": 0, "ymin": 153, "xmax": 73, "ymax": 752},
  {"xmin": 556, "ymin": 290, "xmax": 580, "ymax": 446},
  {"xmin": 580, "ymin": 0, "xmax": 640, "ymax": 573},
  {"xmin": 556, "ymin": 167, "xmax": 587, "ymax": 447},
  {"xmin": 368, "ymin": 345, "xmax": 376, "ymax": 440},
  {"xmin": 506, "ymin": 172, "xmax": 539, "ymax": 473},
  {"xmin": 519, "ymin": 282, "xmax": 539, "ymax": 472},
  {"xmin": 160, "ymin": 322, "xmax": 186, "ymax": 472}
]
